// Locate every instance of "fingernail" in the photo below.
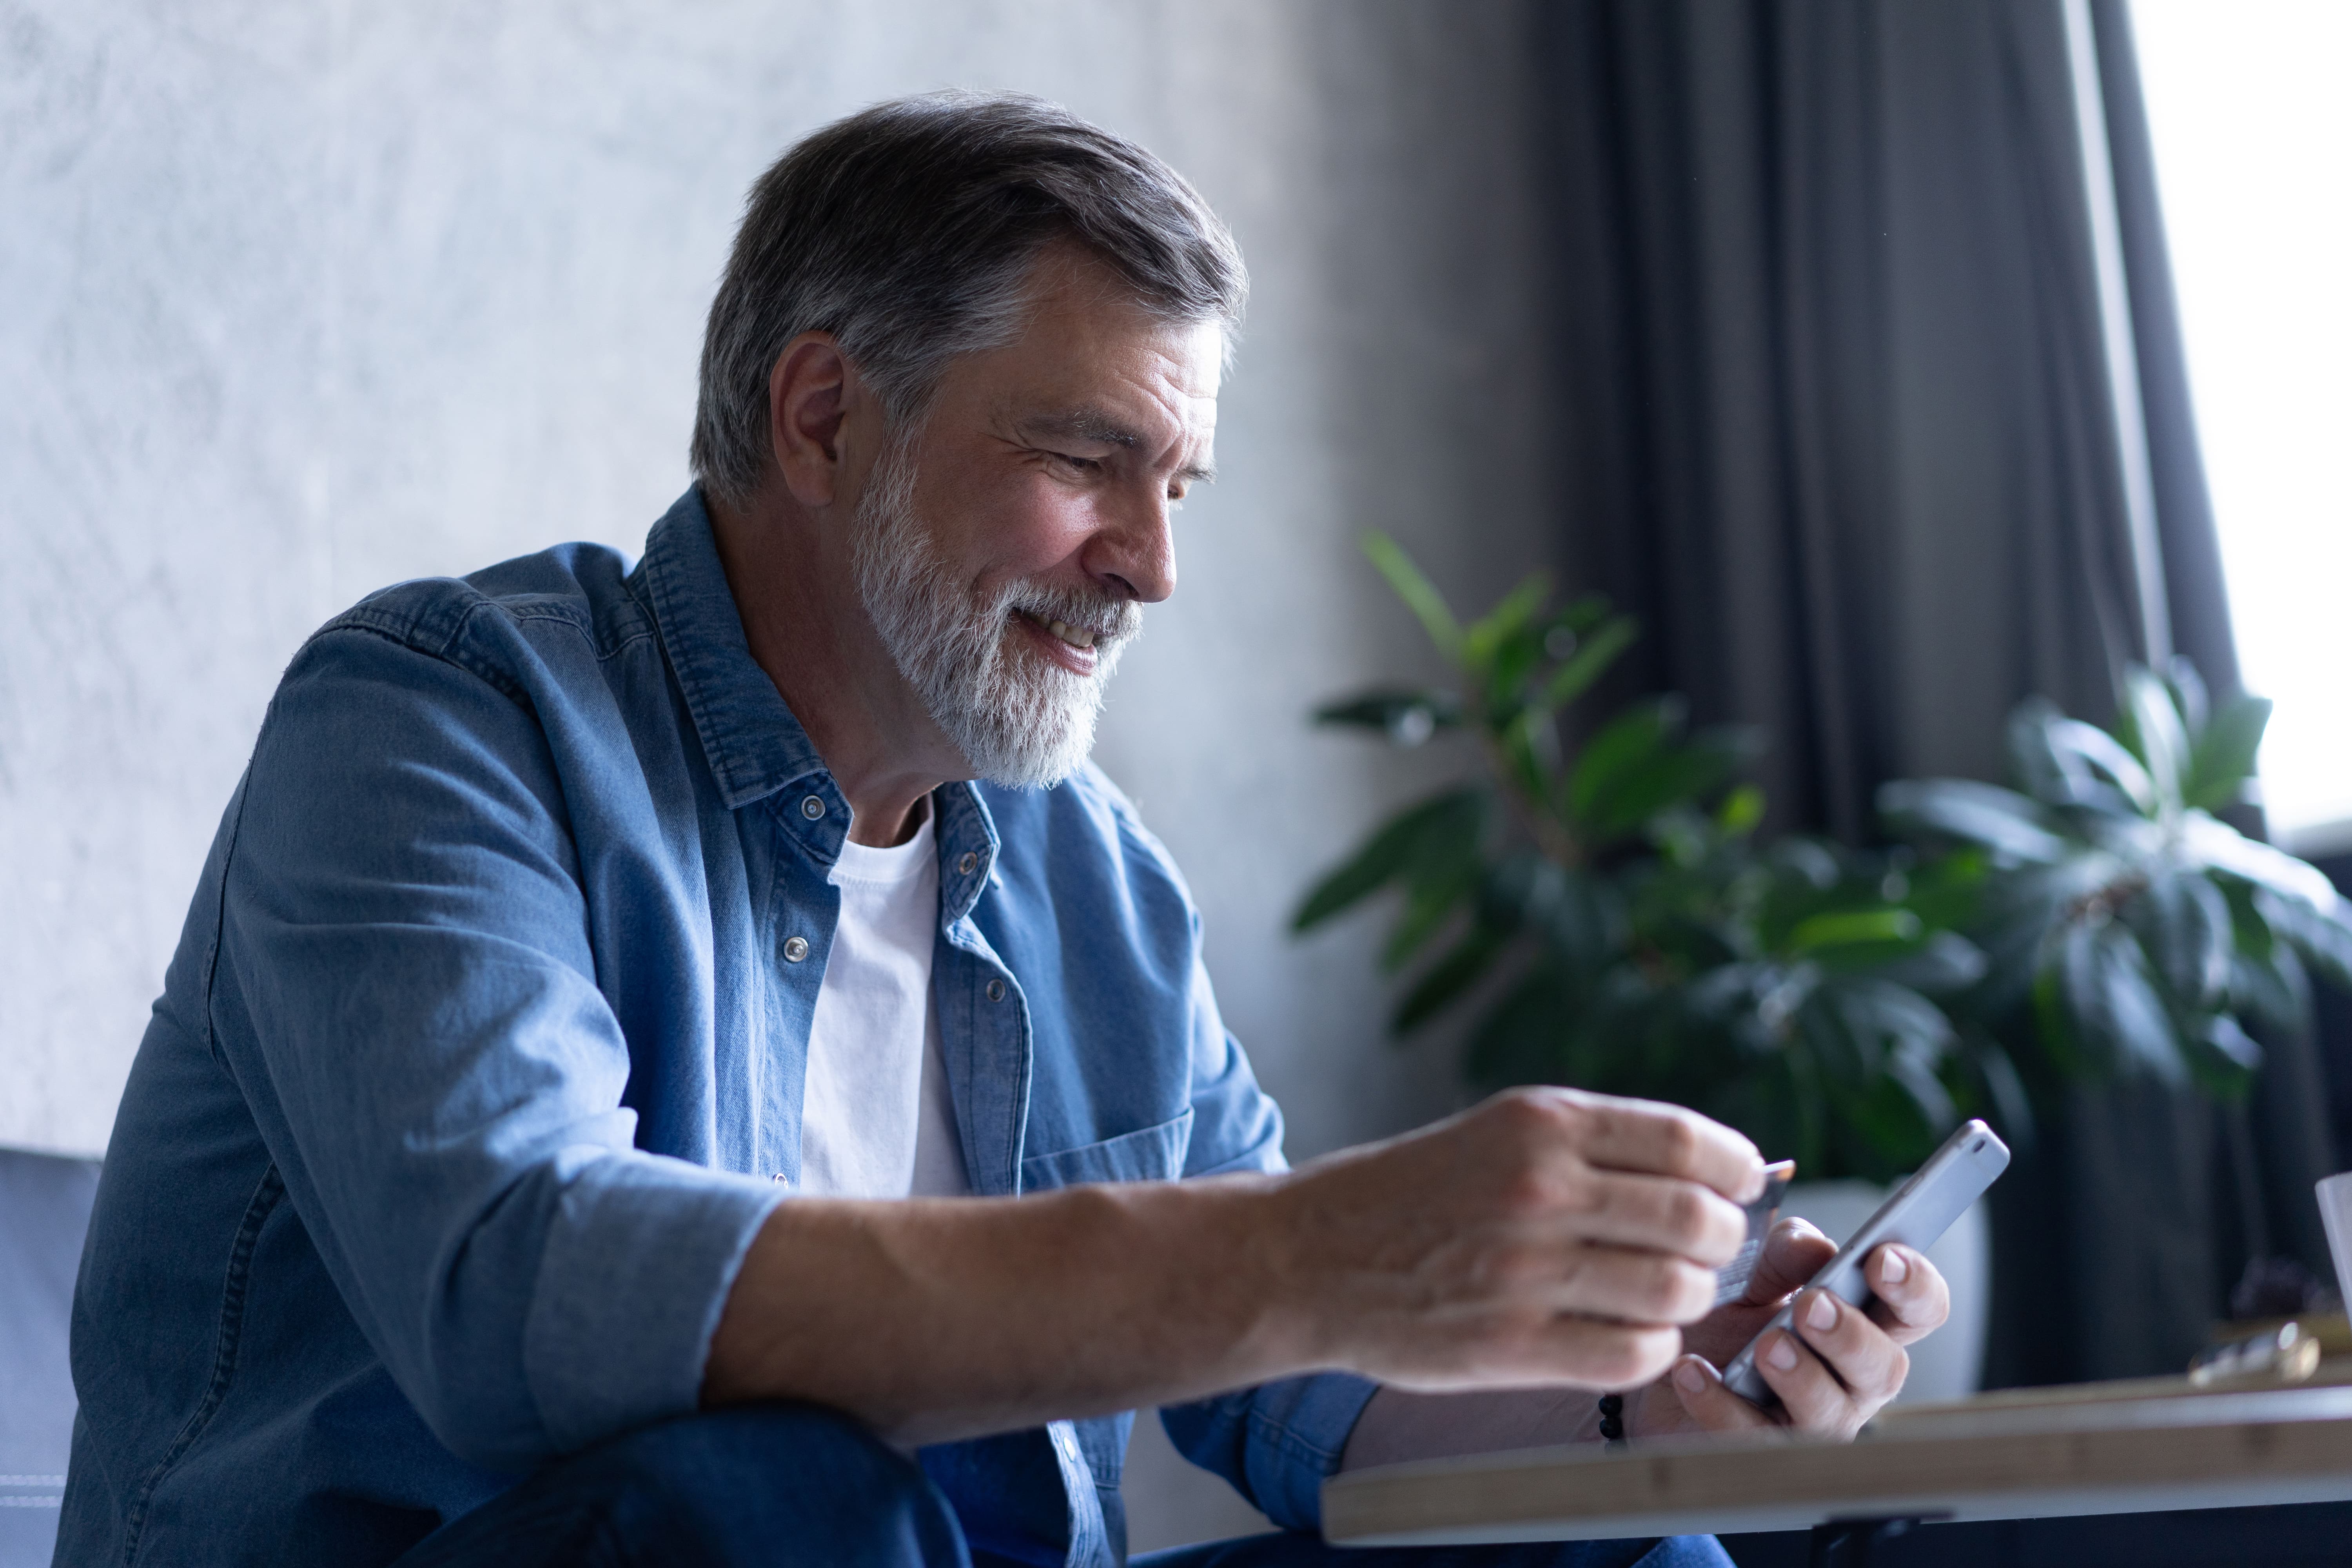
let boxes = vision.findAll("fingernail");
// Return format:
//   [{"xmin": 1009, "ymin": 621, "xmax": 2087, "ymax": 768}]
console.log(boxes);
[
  {"xmin": 1807, "ymin": 1292, "xmax": 1839, "ymax": 1332},
  {"xmin": 1766, "ymin": 1334, "xmax": 1799, "ymax": 1372},
  {"xmin": 1881, "ymin": 1248, "xmax": 1911, "ymax": 1285},
  {"xmin": 1675, "ymin": 1359, "xmax": 1708, "ymax": 1394}
]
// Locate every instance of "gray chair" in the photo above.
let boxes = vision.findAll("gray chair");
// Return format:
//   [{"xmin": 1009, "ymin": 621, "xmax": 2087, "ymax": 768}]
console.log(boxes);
[{"xmin": 0, "ymin": 1146, "xmax": 99, "ymax": 1568}]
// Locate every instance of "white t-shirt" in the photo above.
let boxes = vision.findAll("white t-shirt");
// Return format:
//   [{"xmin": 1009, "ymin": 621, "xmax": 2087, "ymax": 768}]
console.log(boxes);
[{"xmin": 796, "ymin": 802, "xmax": 971, "ymax": 1199}]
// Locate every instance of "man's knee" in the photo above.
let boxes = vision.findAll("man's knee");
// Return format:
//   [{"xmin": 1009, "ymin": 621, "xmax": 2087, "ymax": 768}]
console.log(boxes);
[
  {"xmin": 403, "ymin": 1402, "xmax": 969, "ymax": 1568},
  {"xmin": 583, "ymin": 1403, "xmax": 967, "ymax": 1563}
]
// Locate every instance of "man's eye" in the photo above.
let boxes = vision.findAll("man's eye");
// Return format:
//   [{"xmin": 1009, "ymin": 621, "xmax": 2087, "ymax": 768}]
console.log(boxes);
[{"xmin": 1050, "ymin": 450, "xmax": 1103, "ymax": 474}]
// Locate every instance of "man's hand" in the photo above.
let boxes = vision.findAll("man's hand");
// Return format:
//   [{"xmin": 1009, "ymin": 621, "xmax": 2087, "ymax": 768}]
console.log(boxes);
[
  {"xmin": 1632, "ymin": 1218, "xmax": 1951, "ymax": 1443},
  {"xmin": 1274, "ymin": 1088, "xmax": 1766, "ymax": 1393}
]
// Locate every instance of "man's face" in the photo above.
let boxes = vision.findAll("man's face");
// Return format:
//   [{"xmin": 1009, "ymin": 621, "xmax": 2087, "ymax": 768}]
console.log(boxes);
[{"xmin": 850, "ymin": 248, "xmax": 1223, "ymax": 788}]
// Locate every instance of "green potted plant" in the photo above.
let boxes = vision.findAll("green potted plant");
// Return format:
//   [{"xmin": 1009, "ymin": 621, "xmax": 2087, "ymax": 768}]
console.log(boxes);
[
  {"xmin": 1294, "ymin": 537, "xmax": 1996, "ymax": 1183},
  {"xmin": 1879, "ymin": 661, "xmax": 2352, "ymax": 1102}
]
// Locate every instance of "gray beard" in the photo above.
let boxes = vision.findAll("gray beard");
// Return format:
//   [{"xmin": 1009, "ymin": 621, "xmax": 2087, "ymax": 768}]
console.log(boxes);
[{"xmin": 850, "ymin": 435, "xmax": 1140, "ymax": 789}]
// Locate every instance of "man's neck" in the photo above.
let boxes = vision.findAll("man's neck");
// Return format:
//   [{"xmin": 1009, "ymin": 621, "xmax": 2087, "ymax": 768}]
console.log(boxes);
[{"xmin": 706, "ymin": 488, "xmax": 963, "ymax": 849}]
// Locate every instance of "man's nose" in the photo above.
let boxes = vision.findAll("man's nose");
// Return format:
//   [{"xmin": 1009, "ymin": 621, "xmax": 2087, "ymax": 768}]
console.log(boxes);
[{"xmin": 1085, "ymin": 485, "xmax": 1178, "ymax": 605}]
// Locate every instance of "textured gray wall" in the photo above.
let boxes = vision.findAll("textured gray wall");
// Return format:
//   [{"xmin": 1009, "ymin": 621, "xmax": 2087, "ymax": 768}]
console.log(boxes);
[{"xmin": 1, "ymin": 0, "xmax": 1557, "ymax": 1544}]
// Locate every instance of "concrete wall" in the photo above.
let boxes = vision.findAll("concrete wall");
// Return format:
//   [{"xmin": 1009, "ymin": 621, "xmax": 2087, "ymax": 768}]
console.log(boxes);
[{"xmin": 1, "ymin": 0, "xmax": 1559, "ymax": 1547}]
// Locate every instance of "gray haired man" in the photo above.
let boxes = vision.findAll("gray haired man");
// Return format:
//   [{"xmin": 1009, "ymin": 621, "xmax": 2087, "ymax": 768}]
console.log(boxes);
[{"xmin": 60, "ymin": 93, "xmax": 1946, "ymax": 1568}]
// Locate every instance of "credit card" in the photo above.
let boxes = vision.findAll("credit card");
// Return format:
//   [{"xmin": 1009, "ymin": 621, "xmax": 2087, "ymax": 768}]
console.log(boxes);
[{"xmin": 1712, "ymin": 1159, "xmax": 1796, "ymax": 1307}]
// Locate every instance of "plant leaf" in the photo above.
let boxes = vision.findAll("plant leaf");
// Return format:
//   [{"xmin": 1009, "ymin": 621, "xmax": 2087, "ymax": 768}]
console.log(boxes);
[
  {"xmin": 1292, "ymin": 786, "xmax": 1484, "ymax": 932},
  {"xmin": 1361, "ymin": 533, "xmax": 1463, "ymax": 664},
  {"xmin": 1788, "ymin": 908, "xmax": 1924, "ymax": 953},
  {"xmin": 1535, "ymin": 615, "xmax": 1639, "ymax": 715},
  {"xmin": 1568, "ymin": 698, "xmax": 1681, "ymax": 823},
  {"xmin": 1461, "ymin": 572, "xmax": 1553, "ymax": 671},
  {"xmin": 2117, "ymin": 665, "xmax": 2190, "ymax": 811},
  {"xmin": 2181, "ymin": 813, "xmax": 2341, "ymax": 909},
  {"xmin": 2049, "ymin": 718, "xmax": 2160, "ymax": 816},
  {"xmin": 1879, "ymin": 779, "xmax": 2069, "ymax": 864},
  {"xmin": 2163, "ymin": 657, "xmax": 2211, "ymax": 740},
  {"xmin": 1311, "ymin": 687, "xmax": 1465, "ymax": 746},
  {"xmin": 2182, "ymin": 694, "xmax": 2271, "ymax": 811},
  {"xmin": 1392, "ymin": 929, "xmax": 1508, "ymax": 1033}
]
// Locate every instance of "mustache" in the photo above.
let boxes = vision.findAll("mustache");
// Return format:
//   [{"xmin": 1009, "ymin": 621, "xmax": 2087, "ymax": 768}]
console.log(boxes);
[{"xmin": 999, "ymin": 581, "xmax": 1143, "ymax": 650}]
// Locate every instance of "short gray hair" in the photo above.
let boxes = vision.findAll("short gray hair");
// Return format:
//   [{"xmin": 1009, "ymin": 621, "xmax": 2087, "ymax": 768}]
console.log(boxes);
[{"xmin": 691, "ymin": 92, "xmax": 1247, "ymax": 508}]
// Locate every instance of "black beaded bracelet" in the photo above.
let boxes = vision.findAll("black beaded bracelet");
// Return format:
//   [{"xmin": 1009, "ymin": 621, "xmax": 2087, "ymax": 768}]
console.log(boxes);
[{"xmin": 1597, "ymin": 1392, "xmax": 1626, "ymax": 1447}]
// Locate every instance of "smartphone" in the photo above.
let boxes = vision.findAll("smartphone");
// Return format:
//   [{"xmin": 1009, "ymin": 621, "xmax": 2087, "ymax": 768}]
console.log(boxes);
[{"xmin": 1718, "ymin": 1119, "xmax": 2011, "ymax": 1408}]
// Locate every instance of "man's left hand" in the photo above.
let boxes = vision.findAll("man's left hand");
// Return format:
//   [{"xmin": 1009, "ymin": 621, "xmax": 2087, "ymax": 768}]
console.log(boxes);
[{"xmin": 1632, "ymin": 1217, "xmax": 1951, "ymax": 1442}]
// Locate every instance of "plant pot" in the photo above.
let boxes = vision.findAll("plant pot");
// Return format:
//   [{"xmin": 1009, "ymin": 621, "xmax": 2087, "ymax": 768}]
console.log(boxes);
[{"xmin": 1777, "ymin": 1180, "xmax": 1990, "ymax": 1405}]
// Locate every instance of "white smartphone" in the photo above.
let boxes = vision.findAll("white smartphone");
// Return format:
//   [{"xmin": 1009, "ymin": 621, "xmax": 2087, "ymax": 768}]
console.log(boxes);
[{"xmin": 1718, "ymin": 1118, "xmax": 2011, "ymax": 1408}]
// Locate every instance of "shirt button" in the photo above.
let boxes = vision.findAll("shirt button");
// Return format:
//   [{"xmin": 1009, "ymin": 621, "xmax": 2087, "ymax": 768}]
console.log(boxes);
[
  {"xmin": 985, "ymin": 978, "xmax": 1006, "ymax": 1002},
  {"xmin": 783, "ymin": 936, "xmax": 810, "ymax": 963},
  {"xmin": 958, "ymin": 851, "xmax": 979, "ymax": 876},
  {"xmin": 800, "ymin": 794, "xmax": 826, "ymax": 820}
]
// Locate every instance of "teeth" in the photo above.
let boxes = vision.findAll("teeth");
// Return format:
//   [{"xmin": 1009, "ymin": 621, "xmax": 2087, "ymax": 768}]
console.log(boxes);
[{"xmin": 1042, "ymin": 617, "xmax": 1096, "ymax": 650}]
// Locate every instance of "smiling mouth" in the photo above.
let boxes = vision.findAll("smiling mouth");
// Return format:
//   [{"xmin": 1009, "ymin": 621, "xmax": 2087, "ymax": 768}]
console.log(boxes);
[{"xmin": 1016, "ymin": 610, "xmax": 1100, "ymax": 651}]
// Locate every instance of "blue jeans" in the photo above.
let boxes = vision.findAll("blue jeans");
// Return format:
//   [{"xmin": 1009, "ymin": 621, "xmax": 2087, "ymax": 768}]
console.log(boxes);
[{"xmin": 390, "ymin": 1404, "xmax": 1730, "ymax": 1568}]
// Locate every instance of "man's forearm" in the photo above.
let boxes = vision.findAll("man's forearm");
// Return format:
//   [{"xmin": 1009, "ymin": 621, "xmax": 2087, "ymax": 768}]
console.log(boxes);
[
  {"xmin": 702, "ymin": 1173, "xmax": 1311, "ymax": 1445},
  {"xmin": 702, "ymin": 1089, "xmax": 1764, "ymax": 1449}
]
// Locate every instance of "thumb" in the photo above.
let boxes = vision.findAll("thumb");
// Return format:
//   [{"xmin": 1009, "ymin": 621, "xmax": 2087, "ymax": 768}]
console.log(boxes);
[{"xmin": 1666, "ymin": 1354, "xmax": 1780, "ymax": 1436}]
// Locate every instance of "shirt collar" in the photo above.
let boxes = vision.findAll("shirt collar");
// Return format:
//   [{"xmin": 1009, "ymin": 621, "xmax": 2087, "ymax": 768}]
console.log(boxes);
[
  {"xmin": 632, "ymin": 488, "xmax": 1002, "ymax": 901},
  {"xmin": 633, "ymin": 487, "xmax": 830, "ymax": 811}
]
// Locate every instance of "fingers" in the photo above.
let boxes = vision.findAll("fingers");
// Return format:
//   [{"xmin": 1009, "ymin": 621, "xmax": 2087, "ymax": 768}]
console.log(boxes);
[
  {"xmin": 1751, "ymin": 1288, "xmax": 1909, "ymax": 1437},
  {"xmin": 1663, "ymin": 1354, "xmax": 1781, "ymax": 1436},
  {"xmin": 1864, "ymin": 1245, "xmax": 1950, "ymax": 1346},
  {"xmin": 1549, "ymin": 1243, "xmax": 1720, "ymax": 1325},
  {"xmin": 1742, "ymin": 1218, "xmax": 1835, "ymax": 1302},
  {"xmin": 1549, "ymin": 1091, "xmax": 1765, "ymax": 1203},
  {"xmin": 1562, "ymin": 1169, "xmax": 1750, "ymax": 1268}
]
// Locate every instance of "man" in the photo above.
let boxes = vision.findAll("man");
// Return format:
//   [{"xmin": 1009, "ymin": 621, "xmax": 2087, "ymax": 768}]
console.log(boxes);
[{"xmin": 58, "ymin": 94, "xmax": 1947, "ymax": 1568}]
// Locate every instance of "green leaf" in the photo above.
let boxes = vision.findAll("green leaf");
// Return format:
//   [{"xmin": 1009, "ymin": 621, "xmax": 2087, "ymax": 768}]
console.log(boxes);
[
  {"xmin": 2163, "ymin": 657, "xmax": 2211, "ymax": 740},
  {"xmin": 1310, "ymin": 687, "xmax": 1465, "ymax": 746},
  {"xmin": 1878, "ymin": 779, "xmax": 2069, "ymax": 864},
  {"xmin": 1392, "ymin": 929, "xmax": 1508, "ymax": 1033},
  {"xmin": 2117, "ymin": 666, "xmax": 2190, "ymax": 810},
  {"xmin": 1788, "ymin": 908, "xmax": 1924, "ymax": 953},
  {"xmin": 1292, "ymin": 787, "xmax": 1483, "ymax": 932},
  {"xmin": 1462, "ymin": 572, "xmax": 1553, "ymax": 670},
  {"xmin": 1361, "ymin": 534, "xmax": 1463, "ymax": 664},
  {"xmin": 2180, "ymin": 813, "xmax": 2341, "ymax": 909},
  {"xmin": 1716, "ymin": 784, "xmax": 1766, "ymax": 837},
  {"xmin": 1592, "ymin": 729, "xmax": 1756, "ymax": 840},
  {"xmin": 1567, "ymin": 698, "xmax": 1681, "ymax": 824},
  {"xmin": 1376, "ymin": 792, "xmax": 1492, "ymax": 971},
  {"xmin": 2049, "ymin": 718, "xmax": 2160, "ymax": 816},
  {"xmin": 2182, "ymin": 694, "xmax": 2271, "ymax": 811},
  {"xmin": 1535, "ymin": 615, "xmax": 1639, "ymax": 715},
  {"xmin": 2129, "ymin": 871, "xmax": 2232, "ymax": 1010}
]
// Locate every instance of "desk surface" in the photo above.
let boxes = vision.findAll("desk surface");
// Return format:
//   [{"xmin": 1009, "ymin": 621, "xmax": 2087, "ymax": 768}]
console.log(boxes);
[{"xmin": 1321, "ymin": 1379, "xmax": 2352, "ymax": 1547}]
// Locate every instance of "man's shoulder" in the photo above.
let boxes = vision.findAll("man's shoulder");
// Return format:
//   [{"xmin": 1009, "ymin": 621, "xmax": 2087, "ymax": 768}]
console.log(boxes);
[{"xmin": 307, "ymin": 540, "xmax": 653, "ymax": 688}]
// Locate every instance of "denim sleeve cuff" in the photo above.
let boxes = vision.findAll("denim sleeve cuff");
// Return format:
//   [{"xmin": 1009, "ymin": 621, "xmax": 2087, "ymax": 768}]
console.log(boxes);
[
  {"xmin": 522, "ymin": 1152, "xmax": 784, "ymax": 1454},
  {"xmin": 1240, "ymin": 1372, "xmax": 1383, "ymax": 1530}
]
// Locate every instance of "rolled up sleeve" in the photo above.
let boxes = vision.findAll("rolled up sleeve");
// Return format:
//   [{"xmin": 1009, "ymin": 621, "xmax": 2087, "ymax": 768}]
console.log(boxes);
[{"xmin": 216, "ymin": 623, "xmax": 779, "ymax": 1469}]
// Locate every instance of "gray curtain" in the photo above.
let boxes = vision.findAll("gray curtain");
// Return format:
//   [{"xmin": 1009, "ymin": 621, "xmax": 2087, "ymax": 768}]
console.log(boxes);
[{"xmin": 1529, "ymin": 0, "xmax": 2336, "ymax": 1384}]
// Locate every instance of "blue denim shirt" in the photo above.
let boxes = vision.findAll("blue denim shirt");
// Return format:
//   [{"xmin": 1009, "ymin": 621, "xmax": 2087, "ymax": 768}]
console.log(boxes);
[{"xmin": 58, "ymin": 490, "xmax": 1377, "ymax": 1568}]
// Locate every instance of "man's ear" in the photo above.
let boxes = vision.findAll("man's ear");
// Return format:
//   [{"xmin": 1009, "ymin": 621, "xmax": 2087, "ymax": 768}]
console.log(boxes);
[{"xmin": 766, "ymin": 332, "xmax": 858, "ymax": 509}]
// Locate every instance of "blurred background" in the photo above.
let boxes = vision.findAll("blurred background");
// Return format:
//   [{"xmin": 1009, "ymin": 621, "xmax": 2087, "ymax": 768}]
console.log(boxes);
[{"xmin": 2, "ymin": 0, "xmax": 2347, "ymax": 1556}]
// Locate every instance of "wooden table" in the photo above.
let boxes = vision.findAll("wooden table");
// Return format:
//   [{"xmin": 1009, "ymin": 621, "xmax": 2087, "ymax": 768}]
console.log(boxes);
[{"xmin": 1321, "ymin": 1378, "xmax": 2352, "ymax": 1550}]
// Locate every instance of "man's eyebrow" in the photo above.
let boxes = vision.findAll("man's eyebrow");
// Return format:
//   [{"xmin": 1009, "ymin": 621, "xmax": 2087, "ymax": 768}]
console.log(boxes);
[{"xmin": 1023, "ymin": 407, "xmax": 1216, "ymax": 484}]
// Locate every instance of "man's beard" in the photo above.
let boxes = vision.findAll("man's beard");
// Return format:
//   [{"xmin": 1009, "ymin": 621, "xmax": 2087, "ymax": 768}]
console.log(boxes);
[{"xmin": 850, "ymin": 434, "xmax": 1140, "ymax": 789}]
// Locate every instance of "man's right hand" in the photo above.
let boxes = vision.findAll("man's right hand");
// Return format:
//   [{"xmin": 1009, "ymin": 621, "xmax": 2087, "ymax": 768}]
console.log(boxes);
[{"xmin": 1262, "ymin": 1087, "xmax": 1766, "ymax": 1394}]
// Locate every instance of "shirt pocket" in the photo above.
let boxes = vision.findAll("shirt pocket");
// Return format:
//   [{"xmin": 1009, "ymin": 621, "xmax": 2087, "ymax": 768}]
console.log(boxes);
[{"xmin": 1018, "ymin": 1107, "xmax": 1195, "ymax": 1192}]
